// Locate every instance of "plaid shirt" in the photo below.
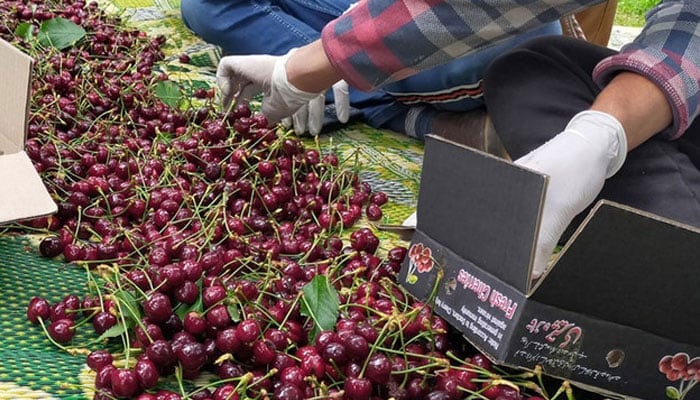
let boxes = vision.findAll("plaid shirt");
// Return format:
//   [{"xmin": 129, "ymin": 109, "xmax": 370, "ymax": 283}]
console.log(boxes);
[{"xmin": 321, "ymin": 0, "xmax": 700, "ymax": 138}]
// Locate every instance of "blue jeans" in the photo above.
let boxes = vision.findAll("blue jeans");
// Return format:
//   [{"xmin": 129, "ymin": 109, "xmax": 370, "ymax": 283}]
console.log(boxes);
[{"xmin": 181, "ymin": 0, "xmax": 561, "ymax": 137}]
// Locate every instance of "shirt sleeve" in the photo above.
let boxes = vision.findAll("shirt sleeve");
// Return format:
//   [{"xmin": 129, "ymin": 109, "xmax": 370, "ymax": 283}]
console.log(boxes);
[
  {"xmin": 321, "ymin": 0, "xmax": 700, "ymax": 139},
  {"xmin": 593, "ymin": 1, "xmax": 700, "ymax": 139},
  {"xmin": 320, "ymin": 0, "xmax": 603, "ymax": 91}
]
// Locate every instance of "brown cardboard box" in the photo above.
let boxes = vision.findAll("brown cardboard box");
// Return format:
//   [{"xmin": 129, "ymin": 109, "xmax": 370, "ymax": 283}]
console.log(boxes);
[
  {"xmin": 399, "ymin": 135, "xmax": 700, "ymax": 399},
  {"xmin": 0, "ymin": 38, "xmax": 56, "ymax": 224}
]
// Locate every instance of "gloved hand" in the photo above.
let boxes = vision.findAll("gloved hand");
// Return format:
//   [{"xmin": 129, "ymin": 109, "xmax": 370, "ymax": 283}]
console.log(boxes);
[
  {"xmin": 516, "ymin": 110, "xmax": 627, "ymax": 278},
  {"xmin": 216, "ymin": 49, "xmax": 350, "ymax": 136},
  {"xmin": 280, "ymin": 80, "xmax": 351, "ymax": 136}
]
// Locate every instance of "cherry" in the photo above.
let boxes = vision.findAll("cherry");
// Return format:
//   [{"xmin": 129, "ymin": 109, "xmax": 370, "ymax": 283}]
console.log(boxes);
[
  {"xmin": 217, "ymin": 361, "xmax": 245, "ymax": 380},
  {"xmin": 48, "ymin": 318, "xmax": 75, "ymax": 343},
  {"xmin": 39, "ymin": 235, "xmax": 64, "ymax": 257},
  {"xmin": 136, "ymin": 323, "xmax": 165, "ymax": 347},
  {"xmin": 215, "ymin": 327, "xmax": 241, "ymax": 354},
  {"xmin": 146, "ymin": 339, "xmax": 176, "ymax": 369},
  {"xmin": 95, "ymin": 364, "xmax": 117, "ymax": 389},
  {"xmin": 365, "ymin": 353, "xmax": 391, "ymax": 384},
  {"xmin": 279, "ymin": 366, "xmax": 306, "ymax": 388},
  {"xmin": 300, "ymin": 352, "xmax": 325, "ymax": 379},
  {"xmin": 213, "ymin": 384, "xmax": 240, "ymax": 400},
  {"xmin": 344, "ymin": 376, "xmax": 372, "ymax": 400},
  {"xmin": 252, "ymin": 339, "xmax": 277, "ymax": 365},
  {"xmin": 27, "ymin": 297, "xmax": 51, "ymax": 324},
  {"xmin": 206, "ymin": 304, "xmax": 232, "ymax": 329},
  {"xmin": 273, "ymin": 383, "xmax": 303, "ymax": 400},
  {"xmin": 235, "ymin": 319, "xmax": 260, "ymax": 344},
  {"xmin": 343, "ymin": 333, "xmax": 369, "ymax": 362},
  {"xmin": 320, "ymin": 341, "xmax": 349, "ymax": 366},
  {"xmin": 202, "ymin": 285, "xmax": 227, "ymax": 307},
  {"xmin": 87, "ymin": 350, "xmax": 114, "ymax": 372},
  {"xmin": 370, "ymin": 191, "xmax": 388, "ymax": 206},
  {"xmin": 143, "ymin": 292, "xmax": 173, "ymax": 323},
  {"xmin": 365, "ymin": 203, "xmax": 383, "ymax": 221},
  {"xmin": 135, "ymin": 358, "xmax": 160, "ymax": 389},
  {"xmin": 470, "ymin": 353, "xmax": 492, "ymax": 371},
  {"xmin": 183, "ymin": 312, "xmax": 207, "ymax": 336},
  {"xmin": 92, "ymin": 311, "xmax": 118, "ymax": 334},
  {"xmin": 110, "ymin": 368, "xmax": 139, "ymax": 398},
  {"xmin": 175, "ymin": 341, "xmax": 207, "ymax": 370}
]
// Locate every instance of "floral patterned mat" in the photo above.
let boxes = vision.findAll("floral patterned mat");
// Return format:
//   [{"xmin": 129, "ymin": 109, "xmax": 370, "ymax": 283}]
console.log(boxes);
[{"xmin": 0, "ymin": 0, "xmax": 424, "ymax": 399}]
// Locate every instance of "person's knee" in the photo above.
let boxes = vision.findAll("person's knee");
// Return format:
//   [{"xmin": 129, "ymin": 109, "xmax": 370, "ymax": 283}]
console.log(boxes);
[
  {"xmin": 484, "ymin": 36, "xmax": 577, "ymax": 89},
  {"xmin": 180, "ymin": 0, "xmax": 239, "ymax": 44},
  {"xmin": 180, "ymin": 0, "xmax": 202, "ymax": 29}
]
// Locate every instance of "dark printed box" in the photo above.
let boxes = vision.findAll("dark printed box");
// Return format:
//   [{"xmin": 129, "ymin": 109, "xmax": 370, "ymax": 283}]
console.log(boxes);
[{"xmin": 399, "ymin": 135, "xmax": 700, "ymax": 399}]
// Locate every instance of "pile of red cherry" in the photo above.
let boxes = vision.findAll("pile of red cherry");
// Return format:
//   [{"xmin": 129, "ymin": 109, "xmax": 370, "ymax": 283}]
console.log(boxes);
[{"xmin": 3, "ymin": 0, "xmax": 569, "ymax": 399}]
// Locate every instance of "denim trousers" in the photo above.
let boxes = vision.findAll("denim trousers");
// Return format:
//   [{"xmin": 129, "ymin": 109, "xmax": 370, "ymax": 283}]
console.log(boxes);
[{"xmin": 181, "ymin": 0, "xmax": 561, "ymax": 137}]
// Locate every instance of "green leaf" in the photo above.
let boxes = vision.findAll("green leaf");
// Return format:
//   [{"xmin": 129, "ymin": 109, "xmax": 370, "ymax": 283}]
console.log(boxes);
[
  {"xmin": 112, "ymin": 288, "xmax": 141, "ymax": 324},
  {"xmin": 155, "ymin": 80, "xmax": 183, "ymax": 108},
  {"xmin": 300, "ymin": 275, "xmax": 339, "ymax": 342},
  {"xmin": 14, "ymin": 22, "xmax": 35, "ymax": 42},
  {"xmin": 96, "ymin": 321, "xmax": 128, "ymax": 341},
  {"xmin": 37, "ymin": 18, "xmax": 86, "ymax": 50},
  {"xmin": 227, "ymin": 304, "xmax": 241, "ymax": 323},
  {"xmin": 666, "ymin": 386, "xmax": 681, "ymax": 400}
]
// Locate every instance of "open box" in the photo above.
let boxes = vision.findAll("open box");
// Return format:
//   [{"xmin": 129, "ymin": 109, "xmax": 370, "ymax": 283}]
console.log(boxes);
[
  {"xmin": 399, "ymin": 135, "xmax": 700, "ymax": 399},
  {"xmin": 0, "ymin": 38, "xmax": 56, "ymax": 224}
]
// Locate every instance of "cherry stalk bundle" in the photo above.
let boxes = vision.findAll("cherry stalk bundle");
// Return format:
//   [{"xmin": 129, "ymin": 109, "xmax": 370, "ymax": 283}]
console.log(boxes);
[{"xmin": 2, "ymin": 1, "xmax": 576, "ymax": 399}]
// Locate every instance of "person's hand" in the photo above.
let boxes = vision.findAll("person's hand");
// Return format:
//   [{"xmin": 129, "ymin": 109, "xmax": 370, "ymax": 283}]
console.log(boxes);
[
  {"xmin": 216, "ymin": 49, "xmax": 350, "ymax": 136},
  {"xmin": 516, "ymin": 110, "xmax": 627, "ymax": 278},
  {"xmin": 217, "ymin": 49, "xmax": 324, "ymax": 128},
  {"xmin": 280, "ymin": 80, "xmax": 351, "ymax": 136}
]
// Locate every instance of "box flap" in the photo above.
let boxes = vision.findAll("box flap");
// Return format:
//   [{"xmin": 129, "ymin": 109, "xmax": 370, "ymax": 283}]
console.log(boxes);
[
  {"xmin": 0, "ymin": 151, "xmax": 56, "ymax": 224},
  {"xmin": 532, "ymin": 200, "xmax": 700, "ymax": 346},
  {"xmin": 0, "ymin": 38, "xmax": 32, "ymax": 154},
  {"xmin": 417, "ymin": 135, "xmax": 546, "ymax": 293}
]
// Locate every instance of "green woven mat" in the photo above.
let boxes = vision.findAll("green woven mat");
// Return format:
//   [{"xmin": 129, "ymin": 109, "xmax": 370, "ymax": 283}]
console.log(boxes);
[
  {"xmin": 0, "ymin": 0, "xmax": 425, "ymax": 398},
  {"xmin": 0, "ymin": 235, "xmax": 92, "ymax": 399}
]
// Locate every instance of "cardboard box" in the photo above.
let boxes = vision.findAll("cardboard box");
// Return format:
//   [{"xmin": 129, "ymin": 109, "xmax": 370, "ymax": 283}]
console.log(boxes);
[
  {"xmin": 399, "ymin": 135, "xmax": 700, "ymax": 399},
  {"xmin": 0, "ymin": 38, "xmax": 56, "ymax": 224}
]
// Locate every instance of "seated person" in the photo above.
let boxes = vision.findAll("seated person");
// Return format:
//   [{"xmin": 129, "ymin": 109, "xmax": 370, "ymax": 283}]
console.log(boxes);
[
  {"xmin": 482, "ymin": 33, "xmax": 700, "ymax": 242},
  {"xmin": 210, "ymin": 0, "xmax": 699, "ymax": 277},
  {"xmin": 181, "ymin": 0, "xmax": 561, "ymax": 137}
]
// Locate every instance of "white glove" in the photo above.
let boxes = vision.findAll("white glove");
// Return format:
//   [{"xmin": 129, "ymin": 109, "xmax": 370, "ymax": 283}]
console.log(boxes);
[
  {"xmin": 217, "ymin": 49, "xmax": 322, "ymax": 127},
  {"xmin": 216, "ymin": 49, "xmax": 350, "ymax": 136},
  {"xmin": 280, "ymin": 80, "xmax": 351, "ymax": 136},
  {"xmin": 516, "ymin": 110, "xmax": 628, "ymax": 278}
]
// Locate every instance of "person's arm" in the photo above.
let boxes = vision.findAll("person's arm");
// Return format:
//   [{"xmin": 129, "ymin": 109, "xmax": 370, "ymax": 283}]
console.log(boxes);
[
  {"xmin": 320, "ymin": 0, "xmax": 604, "ymax": 91},
  {"xmin": 285, "ymin": 1, "xmax": 697, "ymax": 139},
  {"xmin": 591, "ymin": 71, "xmax": 672, "ymax": 150},
  {"xmin": 593, "ymin": 1, "xmax": 700, "ymax": 138},
  {"xmin": 285, "ymin": 40, "xmax": 340, "ymax": 93}
]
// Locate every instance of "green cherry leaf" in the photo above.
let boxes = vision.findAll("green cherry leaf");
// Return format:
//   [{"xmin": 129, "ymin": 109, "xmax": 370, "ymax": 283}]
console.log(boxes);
[
  {"xmin": 155, "ymin": 80, "xmax": 183, "ymax": 108},
  {"xmin": 112, "ymin": 288, "xmax": 141, "ymax": 324},
  {"xmin": 95, "ymin": 321, "xmax": 128, "ymax": 341},
  {"xmin": 227, "ymin": 304, "xmax": 241, "ymax": 323},
  {"xmin": 37, "ymin": 17, "xmax": 86, "ymax": 50},
  {"xmin": 14, "ymin": 22, "xmax": 36, "ymax": 42},
  {"xmin": 300, "ymin": 275, "xmax": 339, "ymax": 343}
]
